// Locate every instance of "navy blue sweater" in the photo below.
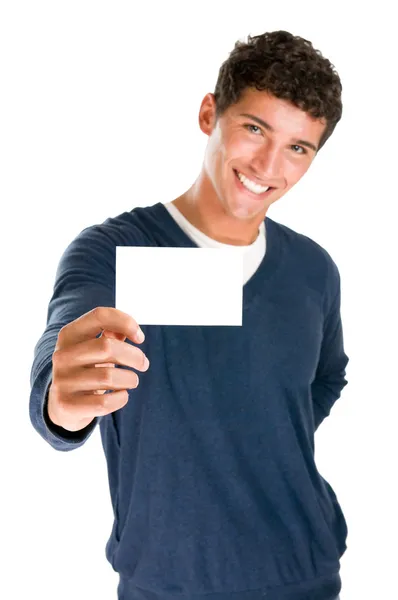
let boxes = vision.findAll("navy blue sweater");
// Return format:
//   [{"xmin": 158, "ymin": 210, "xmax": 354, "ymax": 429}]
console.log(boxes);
[{"xmin": 30, "ymin": 202, "xmax": 349, "ymax": 600}]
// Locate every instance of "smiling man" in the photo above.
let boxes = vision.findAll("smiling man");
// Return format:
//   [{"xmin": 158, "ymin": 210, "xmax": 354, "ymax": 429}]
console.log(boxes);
[
  {"xmin": 172, "ymin": 87, "xmax": 326, "ymax": 243},
  {"xmin": 30, "ymin": 31, "xmax": 348, "ymax": 600}
]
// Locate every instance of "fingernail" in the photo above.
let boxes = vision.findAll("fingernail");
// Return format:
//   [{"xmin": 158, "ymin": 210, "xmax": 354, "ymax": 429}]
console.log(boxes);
[{"xmin": 137, "ymin": 328, "xmax": 145, "ymax": 342}]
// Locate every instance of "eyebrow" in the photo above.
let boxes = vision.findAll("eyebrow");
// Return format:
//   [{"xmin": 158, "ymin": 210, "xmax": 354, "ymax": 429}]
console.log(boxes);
[{"xmin": 239, "ymin": 113, "xmax": 318, "ymax": 153}]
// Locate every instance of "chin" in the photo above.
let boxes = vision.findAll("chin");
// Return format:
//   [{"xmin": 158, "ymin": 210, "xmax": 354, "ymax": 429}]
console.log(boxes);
[{"xmin": 225, "ymin": 201, "xmax": 264, "ymax": 221}]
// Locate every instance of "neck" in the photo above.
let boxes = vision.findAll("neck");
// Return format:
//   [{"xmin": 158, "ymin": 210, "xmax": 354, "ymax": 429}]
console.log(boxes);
[{"xmin": 172, "ymin": 171, "xmax": 265, "ymax": 247}]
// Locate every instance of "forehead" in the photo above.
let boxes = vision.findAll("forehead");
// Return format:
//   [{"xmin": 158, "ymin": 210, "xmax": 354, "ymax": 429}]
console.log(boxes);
[{"xmin": 229, "ymin": 87, "xmax": 326, "ymax": 140}]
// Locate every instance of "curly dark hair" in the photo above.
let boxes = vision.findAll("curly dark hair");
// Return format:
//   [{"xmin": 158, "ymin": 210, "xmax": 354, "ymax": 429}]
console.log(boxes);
[{"xmin": 213, "ymin": 30, "xmax": 342, "ymax": 151}]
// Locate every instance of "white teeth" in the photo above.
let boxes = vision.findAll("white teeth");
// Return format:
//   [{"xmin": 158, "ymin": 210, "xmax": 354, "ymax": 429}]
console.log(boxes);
[{"xmin": 237, "ymin": 171, "xmax": 270, "ymax": 194}]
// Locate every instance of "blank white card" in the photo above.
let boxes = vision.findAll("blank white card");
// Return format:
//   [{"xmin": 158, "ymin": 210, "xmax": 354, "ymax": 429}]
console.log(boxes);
[{"xmin": 115, "ymin": 247, "xmax": 243, "ymax": 326}]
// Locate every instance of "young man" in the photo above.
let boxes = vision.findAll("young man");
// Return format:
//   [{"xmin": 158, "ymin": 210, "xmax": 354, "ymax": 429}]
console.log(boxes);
[{"xmin": 30, "ymin": 31, "xmax": 348, "ymax": 600}]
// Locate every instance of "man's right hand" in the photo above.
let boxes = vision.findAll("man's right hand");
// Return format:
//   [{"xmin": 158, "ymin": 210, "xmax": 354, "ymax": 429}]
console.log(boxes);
[{"xmin": 47, "ymin": 307, "xmax": 150, "ymax": 432}]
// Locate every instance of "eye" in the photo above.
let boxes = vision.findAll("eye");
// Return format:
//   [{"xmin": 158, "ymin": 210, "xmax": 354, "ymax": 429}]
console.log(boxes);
[
  {"xmin": 291, "ymin": 144, "xmax": 307, "ymax": 155},
  {"xmin": 244, "ymin": 124, "xmax": 262, "ymax": 135}
]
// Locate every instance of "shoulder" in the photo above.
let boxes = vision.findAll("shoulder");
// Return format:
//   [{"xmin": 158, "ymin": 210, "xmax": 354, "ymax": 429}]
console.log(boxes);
[
  {"xmin": 78, "ymin": 208, "xmax": 153, "ymax": 247},
  {"xmin": 271, "ymin": 217, "xmax": 340, "ymax": 281},
  {"xmin": 56, "ymin": 208, "xmax": 154, "ymax": 279},
  {"xmin": 60, "ymin": 205, "xmax": 157, "ymax": 261},
  {"xmin": 268, "ymin": 218, "xmax": 341, "ymax": 312}
]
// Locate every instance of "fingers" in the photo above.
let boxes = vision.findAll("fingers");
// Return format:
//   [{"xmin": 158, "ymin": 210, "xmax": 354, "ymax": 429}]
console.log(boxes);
[
  {"xmin": 94, "ymin": 328, "xmax": 126, "ymax": 368},
  {"xmin": 57, "ymin": 307, "xmax": 145, "ymax": 350},
  {"xmin": 48, "ymin": 307, "xmax": 149, "ymax": 432},
  {"xmin": 53, "ymin": 389, "xmax": 130, "ymax": 430},
  {"xmin": 56, "ymin": 365, "xmax": 140, "ymax": 395},
  {"xmin": 53, "ymin": 335, "xmax": 149, "ymax": 374}
]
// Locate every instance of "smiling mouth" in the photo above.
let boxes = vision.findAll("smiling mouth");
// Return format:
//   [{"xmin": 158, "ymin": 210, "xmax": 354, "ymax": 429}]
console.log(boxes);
[{"xmin": 233, "ymin": 169, "xmax": 275, "ymax": 197}]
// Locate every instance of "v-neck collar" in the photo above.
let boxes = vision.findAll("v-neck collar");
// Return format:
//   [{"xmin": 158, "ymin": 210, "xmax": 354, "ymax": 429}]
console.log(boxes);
[{"xmin": 142, "ymin": 202, "xmax": 286, "ymax": 311}]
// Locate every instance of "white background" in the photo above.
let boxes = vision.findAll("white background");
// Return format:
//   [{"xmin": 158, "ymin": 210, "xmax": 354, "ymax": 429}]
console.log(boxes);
[{"xmin": 1, "ymin": 1, "xmax": 397, "ymax": 598}]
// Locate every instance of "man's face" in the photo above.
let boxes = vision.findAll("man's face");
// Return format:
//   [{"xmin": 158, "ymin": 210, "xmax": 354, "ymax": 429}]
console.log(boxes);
[{"xmin": 199, "ymin": 88, "xmax": 327, "ymax": 221}]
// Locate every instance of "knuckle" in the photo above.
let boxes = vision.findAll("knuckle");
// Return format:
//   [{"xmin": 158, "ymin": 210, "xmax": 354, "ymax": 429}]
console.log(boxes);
[
  {"xmin": 49, "ymin": 378, "xmax": 64, "ymax": 400},
  {"xmin": 95, "ymin": 399, "xmax": 108, "ymax": 413},
  {"xmin": 57, "ymin": 325, "xmax": 67, "ymax": 343},
  {"xmin": 100, "ymin": 393, "xmax": 110, "ymax": 408},
  {"xmin": 52, "ymin": 349, "xmax": 62, "ymax": 366},
  {"xmin": 100, "ymin": 336, "xmax": 114, "ymax": 356},
  {"xmin": 93, "ymin": 306, "xmax": 109, "ymax": 321},
  {"xmin": 48, "ymin": 381, "xmax": 60, "ymax": 403},
  {"xmin": 98, "ymin": 367, "xmax": 113, "ymax": 388},
  {"xmin": 96, "ymin": 392, "xmax": 115, "ymax": 413}
]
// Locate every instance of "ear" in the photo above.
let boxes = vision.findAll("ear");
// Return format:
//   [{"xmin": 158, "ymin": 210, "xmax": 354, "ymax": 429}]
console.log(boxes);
[{"xmin": 198, "ymin": 93, "xmax": 217, "ymax": 136}]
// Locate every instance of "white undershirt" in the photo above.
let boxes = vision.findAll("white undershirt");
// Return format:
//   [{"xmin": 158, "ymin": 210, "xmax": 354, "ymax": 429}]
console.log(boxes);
[{"xmin": 163, "ymin": 202, "xmax": 266, "ymax": 285}]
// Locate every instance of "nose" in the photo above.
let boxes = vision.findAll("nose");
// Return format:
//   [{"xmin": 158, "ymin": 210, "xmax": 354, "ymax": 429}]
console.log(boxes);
[{"xmin": 251, "ymin": 146, "xmax": 283, "ymax": 182}]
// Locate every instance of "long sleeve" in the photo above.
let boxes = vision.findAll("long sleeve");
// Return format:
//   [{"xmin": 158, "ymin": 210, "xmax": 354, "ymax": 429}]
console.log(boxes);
[
  {"xmin": 311, "ymin": 269, "xmax": 349, "ymax": 431},
  {"xmin": 29, "ymin": 225, "xmax": 117, "ymax": 452}
]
